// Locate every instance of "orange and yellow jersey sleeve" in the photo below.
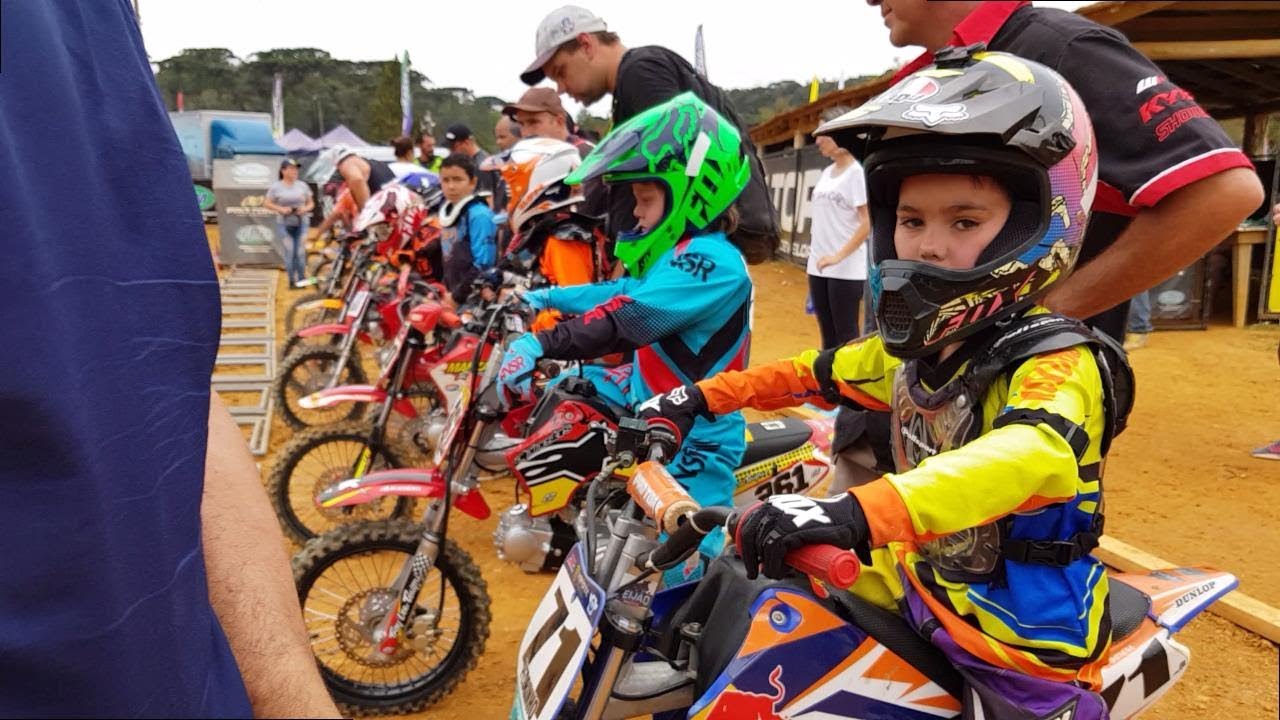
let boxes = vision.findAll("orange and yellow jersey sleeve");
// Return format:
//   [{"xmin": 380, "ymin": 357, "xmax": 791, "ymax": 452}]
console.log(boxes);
[
  {"xmin": 853, "ymin": 343, "xmax": 1106, "ymax": 546},
  {"xmin": 697, "ymin": 334, "xmax": 900, "ymax": 415}
]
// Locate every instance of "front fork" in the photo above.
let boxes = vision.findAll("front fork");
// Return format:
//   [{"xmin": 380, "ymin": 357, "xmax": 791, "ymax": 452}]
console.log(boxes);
[
  {"xmin": 324, "ymin": 302, "xmax": 368, "ymax": 391},
  {"xmin": 576, "ymin": 502, "xmax": 662, "ymax": 719},
  {"xmin": 372, "ymin": 411, "xmax": 491, "ymax": 656}
]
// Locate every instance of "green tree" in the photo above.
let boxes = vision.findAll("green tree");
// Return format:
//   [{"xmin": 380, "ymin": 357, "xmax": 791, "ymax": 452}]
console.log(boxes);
[{"xmin": 366, "ymin": 60, "xmax": 404, "ymax": 143}]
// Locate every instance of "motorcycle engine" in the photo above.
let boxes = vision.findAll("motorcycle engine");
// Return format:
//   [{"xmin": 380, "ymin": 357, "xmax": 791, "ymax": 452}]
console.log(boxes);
[{"xmin": 493, "ymin": 504, "xmax": 577, "ymax": 573}]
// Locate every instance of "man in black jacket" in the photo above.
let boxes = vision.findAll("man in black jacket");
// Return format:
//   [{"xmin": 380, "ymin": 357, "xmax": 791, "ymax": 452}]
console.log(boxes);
[{"xmin": 520, "ymin": 5, "xmax": 779, "ymax": 264}]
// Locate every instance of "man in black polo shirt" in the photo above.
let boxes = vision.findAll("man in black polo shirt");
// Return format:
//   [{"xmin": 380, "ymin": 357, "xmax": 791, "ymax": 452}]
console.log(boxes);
[
  {"xmin": 519, "ymin": 5, "xmax": 779, "ymax": 264},
  {"xmin": 869, "ymin": 0, "xmax": 1263, "ymax": 340}
]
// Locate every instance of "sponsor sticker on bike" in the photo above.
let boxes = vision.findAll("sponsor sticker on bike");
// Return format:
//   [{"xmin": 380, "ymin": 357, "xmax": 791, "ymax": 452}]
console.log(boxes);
[
  {"xmin": 434, "ymin": 387, "xmax": 469, "ymax": 466},
  {"xmin": 512, "ymin": 544, "xmax": 605, "ymax": 720},
  {"xmin": 346, "ymin": 289, "xmax": 370, "ymax": 319}
]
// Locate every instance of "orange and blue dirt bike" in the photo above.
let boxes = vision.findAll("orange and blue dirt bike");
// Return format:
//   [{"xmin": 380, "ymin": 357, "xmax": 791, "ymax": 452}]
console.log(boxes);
[{"xmin": 510, "ymin": 426, "xmax": 1238, "ymax": 720}]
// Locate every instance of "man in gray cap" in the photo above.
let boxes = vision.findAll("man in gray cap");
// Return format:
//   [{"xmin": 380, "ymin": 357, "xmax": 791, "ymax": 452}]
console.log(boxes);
[{"xmin": 520, "ymin": 5, "xmax": 779, "ymax": 264}]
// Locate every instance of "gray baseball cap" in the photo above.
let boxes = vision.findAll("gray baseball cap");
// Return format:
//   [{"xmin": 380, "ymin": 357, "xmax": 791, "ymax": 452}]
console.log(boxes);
[{"xmin": 520, "ymin": 5, "xmax": 608, "ymax": 85}]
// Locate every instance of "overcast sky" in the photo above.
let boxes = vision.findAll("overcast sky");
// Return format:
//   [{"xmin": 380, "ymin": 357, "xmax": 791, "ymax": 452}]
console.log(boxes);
[{"xmin": 137, "ymin": 0, "xmax": 1092, "ymax": 117}]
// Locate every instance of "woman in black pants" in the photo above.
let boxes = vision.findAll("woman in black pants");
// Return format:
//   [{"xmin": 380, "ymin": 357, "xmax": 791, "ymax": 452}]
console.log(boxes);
[{"xmin": 806, "ymin": 106, "xmax": 870, "ymax": 349}]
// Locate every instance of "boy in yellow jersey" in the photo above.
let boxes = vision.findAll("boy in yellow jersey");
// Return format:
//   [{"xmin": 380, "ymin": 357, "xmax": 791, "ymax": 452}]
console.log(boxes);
[{"xmin": 638, "ymin": 48, "xmax": 1133, "ymax": 719}]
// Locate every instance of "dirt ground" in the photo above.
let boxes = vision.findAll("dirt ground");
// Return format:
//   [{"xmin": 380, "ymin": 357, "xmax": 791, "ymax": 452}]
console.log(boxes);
[{"xmin": 230, "ymin": 236, "xmax": 1277, "ymax": 718}]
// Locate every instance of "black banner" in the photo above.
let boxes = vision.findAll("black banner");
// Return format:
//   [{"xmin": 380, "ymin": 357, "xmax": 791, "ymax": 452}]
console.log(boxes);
[{"xmin": 762, "ymin": 145, "xmax": 827, "ymax": 266}]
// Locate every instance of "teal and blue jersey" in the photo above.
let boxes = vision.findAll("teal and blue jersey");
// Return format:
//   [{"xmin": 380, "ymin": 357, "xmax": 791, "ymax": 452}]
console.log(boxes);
[{"xmin": 535, "ymin": 231, "xmax": 754, "ymax": 554}]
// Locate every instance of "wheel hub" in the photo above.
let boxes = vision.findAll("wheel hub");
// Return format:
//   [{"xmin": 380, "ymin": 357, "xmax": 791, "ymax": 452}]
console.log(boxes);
[{"xmin": 335, "ymin": 588, "xmax": 415, "ymax": 667}]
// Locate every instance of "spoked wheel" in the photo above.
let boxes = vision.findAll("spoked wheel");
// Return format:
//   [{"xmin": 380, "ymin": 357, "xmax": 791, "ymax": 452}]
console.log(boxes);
[
  {"xmin": 294, "ymin": 521, "xmax": 490, "ymax": 716},
  {"xmin": 274, "ymin": 346, "xmax": 370, "ymax": 430},
  {"xmin": 279, "ymin": 326, "xmax": 344, "ymax": 364},
  {"xmin": 308, "ymin": 255, "xmax": 336, "ymax": 281},
  {"xmin": 285, "ymin": 291, "xmax": 336, "ymax": 335},
  {"xmin": 268, "ymin": 422, "xmax": 414, "ymax": 543}
]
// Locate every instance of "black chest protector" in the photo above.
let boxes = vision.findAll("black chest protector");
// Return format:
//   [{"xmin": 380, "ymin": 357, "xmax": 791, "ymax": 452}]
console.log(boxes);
[{"xmin": 889, "ymin": 312, "xmax": 1134, "ymax": 582}]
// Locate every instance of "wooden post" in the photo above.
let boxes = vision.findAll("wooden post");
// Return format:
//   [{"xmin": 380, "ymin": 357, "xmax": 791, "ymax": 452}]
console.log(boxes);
[
  {"xmin": 1246, "ymin": 112, "xmax": 1271, "ymax": 155},
  {"xmin": 1133, "ymin": 38, "xmax": 1280, "ymax": 60},
  {"xmin": 793, "ymin": 129, "xmax": 805, "ymax": 150}
]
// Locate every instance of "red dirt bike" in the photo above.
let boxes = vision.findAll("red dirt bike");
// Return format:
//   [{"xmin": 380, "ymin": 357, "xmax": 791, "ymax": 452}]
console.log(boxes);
[
  {"xmin": 492, "ymin": 374, "xmax": 835, "ymax": 573},
  {"xmin": 284, "ymin": 231, "xmax": 375, "ymax": 336},
  {"xmin": 290, "ymin": 295, "xmax": 536, "ymax": 716},
  {"xmin": 274, "ymin": 259, "xmax": 445, "ymax": 430},
  {"xmin": 269, "ymin": 279, "xmax": 538, "ymax": 542},
  {"xmin": 510, "ymin": 427, "xmax": 1240, "ymax": 720}
]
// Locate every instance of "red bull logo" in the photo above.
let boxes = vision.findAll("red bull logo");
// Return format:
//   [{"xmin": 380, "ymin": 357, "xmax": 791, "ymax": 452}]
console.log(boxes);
[{"xmin": 703, "ymin": 666, "xmax": 787, "ymax": 720}]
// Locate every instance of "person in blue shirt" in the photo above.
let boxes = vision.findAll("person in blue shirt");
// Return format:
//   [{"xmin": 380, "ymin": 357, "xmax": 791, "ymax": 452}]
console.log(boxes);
[
  {"xmin": 498, "ymin": 93, "xmax": 763, "ymax": 575},
  {"xmin": 0, "ymin": 2, "xmax": 338, "ymax": 716},
  {"xmin": 439, "ymin": 153, "xmax": 499, "ymax": 303}
]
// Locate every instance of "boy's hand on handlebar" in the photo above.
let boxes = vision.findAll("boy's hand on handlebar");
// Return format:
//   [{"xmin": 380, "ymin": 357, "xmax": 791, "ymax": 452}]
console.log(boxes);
[
  {"xmin": 735, "ymin": 493, "xmax": 871, "ymax": 581},
  {"xmin": 498, "ymin": 333, "xmax": 544, "ymax": 402},
  {"xmin": 634, "ymin": 385, "xmax": 711, "ymax": 454},
  {"xmin": 517, "ymin": 286, "xmax": 552, "ymax": 311}
]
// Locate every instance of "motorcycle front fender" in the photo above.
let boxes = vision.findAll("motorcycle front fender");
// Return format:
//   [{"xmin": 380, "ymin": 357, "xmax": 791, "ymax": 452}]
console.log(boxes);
[
  {"xmin": 297, "ymin": 321, "xmax": 353, "ymax": 338},
  {"xmin": 297, "ymin": 385, "xmax": 417, "ymax": 417},
  {"xmin": 316, "ymin": 468, "xmax": 491, "ymax": 519},
  {"xmin": 297, "ymin": 298, "xmax": 346, "ymax": 312}
]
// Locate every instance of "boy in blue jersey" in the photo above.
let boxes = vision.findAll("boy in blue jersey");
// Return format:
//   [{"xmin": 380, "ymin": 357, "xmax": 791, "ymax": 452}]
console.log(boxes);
[
  {"xmin": 498, "ymin": 93, "xmax": 760, "ymax": 572},
  {"xmin": 439, "ymin": 153, "xmax": 498, "ymax": 303}
]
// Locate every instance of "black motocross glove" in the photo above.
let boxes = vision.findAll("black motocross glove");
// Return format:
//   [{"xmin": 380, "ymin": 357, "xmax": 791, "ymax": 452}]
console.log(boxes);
[
  {"xmin": 735, "ymin": 493, "xmax": 872, "ymax": 580},
  {"xmin": 634, "ymin": 384, "xmax": 712, "ymax": 457}
]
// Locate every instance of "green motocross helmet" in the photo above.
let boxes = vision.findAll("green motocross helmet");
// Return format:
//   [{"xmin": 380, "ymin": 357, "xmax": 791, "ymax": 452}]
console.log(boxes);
[{"xmin": 565, "ymin": 91, "xmax": 750, "ymax": 277}]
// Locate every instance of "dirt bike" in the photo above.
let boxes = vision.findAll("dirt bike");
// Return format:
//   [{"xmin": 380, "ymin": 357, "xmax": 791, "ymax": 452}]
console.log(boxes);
[
  {"xmin": 509, "ymin": 424, "xmax": 1240, "ymax": 720},
  {"xmin": 268, "ymin": 291, "xmax": 481, "ymax": 543},
  {"xmin": 274, "ymin": 261, "xmax": 443, "ymax": 430},
  {"xmin": 284, "ymin": 231, "xmax": 369, "ymax": 335},
  {"xmin": 291, "ymin": 296, "xmax": 534, "ymax": 716},
  {"xmin": 493, "ymin": 374, "xmax": 835, "ymax": 573}
]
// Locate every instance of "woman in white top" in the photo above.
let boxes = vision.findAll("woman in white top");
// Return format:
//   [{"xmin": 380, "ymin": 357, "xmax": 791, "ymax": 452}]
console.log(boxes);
[{"xmin": 807, "ymin": 106, "xmax": 870, "ymax": 349}]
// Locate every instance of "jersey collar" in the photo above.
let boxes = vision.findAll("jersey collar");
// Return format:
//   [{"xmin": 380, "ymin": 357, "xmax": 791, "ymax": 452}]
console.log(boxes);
[{"xmin": 892, "ymin": 1, "xmax": 1030, "ymax": 82}]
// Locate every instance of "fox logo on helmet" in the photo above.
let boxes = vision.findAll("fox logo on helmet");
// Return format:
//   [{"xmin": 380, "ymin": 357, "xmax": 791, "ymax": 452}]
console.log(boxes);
[{"xmin": 902, "ymin": 102, "xmax": 970, "ymax": 127}]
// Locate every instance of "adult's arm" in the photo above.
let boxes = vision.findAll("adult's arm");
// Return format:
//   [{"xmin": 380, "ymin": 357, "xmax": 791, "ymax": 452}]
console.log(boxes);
[
  {"xmin": 1042, "ymin": 28, "xmax": 1262, "ymax": 318},
  {"xmin": 202, "ymin": 393, "xmax": 340, "ymax": 718},
  {"xmin": 261, "ymin": 185, "xmax": 287, "ymax": 215},
  {"xmin": 1044, "ymin": 168, "xmax": 1262, "ymax": 318},
  {"xmin": 312, "ymin": 206, "xmax": 342, "ymax": 238},
  {"xmin": 818, "ymin": 205, "xmax": 871, "ymax": 270}
]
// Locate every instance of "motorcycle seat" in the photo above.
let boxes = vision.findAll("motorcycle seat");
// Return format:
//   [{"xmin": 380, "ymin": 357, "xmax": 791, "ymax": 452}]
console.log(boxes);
[
  {"xmin": 1109, "ymin": 580, "xmax": 1151, "ymax": 642},
  {"xmin": 741, "ymin": 418, "xmax": 813, "ymax": 467}
]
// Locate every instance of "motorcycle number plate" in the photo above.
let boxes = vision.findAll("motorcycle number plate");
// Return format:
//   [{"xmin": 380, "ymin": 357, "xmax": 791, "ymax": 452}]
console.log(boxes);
[
  {"xmin": 512, "ymin": 544, "xmax": 604, "ymax": 720},
  {"xmin": 346, "ymin": 289, "xmax": 370, "ymax": 319},
  {"xmin": 378, "ymin": 330, "xmax": 408, "ymax": 379},
  {"xmin": 433, "ymin": 388, "xmax": 468, "ymax": 466}
]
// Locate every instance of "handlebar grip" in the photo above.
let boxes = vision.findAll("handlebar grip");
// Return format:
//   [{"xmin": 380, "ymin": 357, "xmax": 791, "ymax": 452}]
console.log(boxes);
[{"xmin": 786, "ymin": 544, "xmax": 861, "ymax": 587}]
